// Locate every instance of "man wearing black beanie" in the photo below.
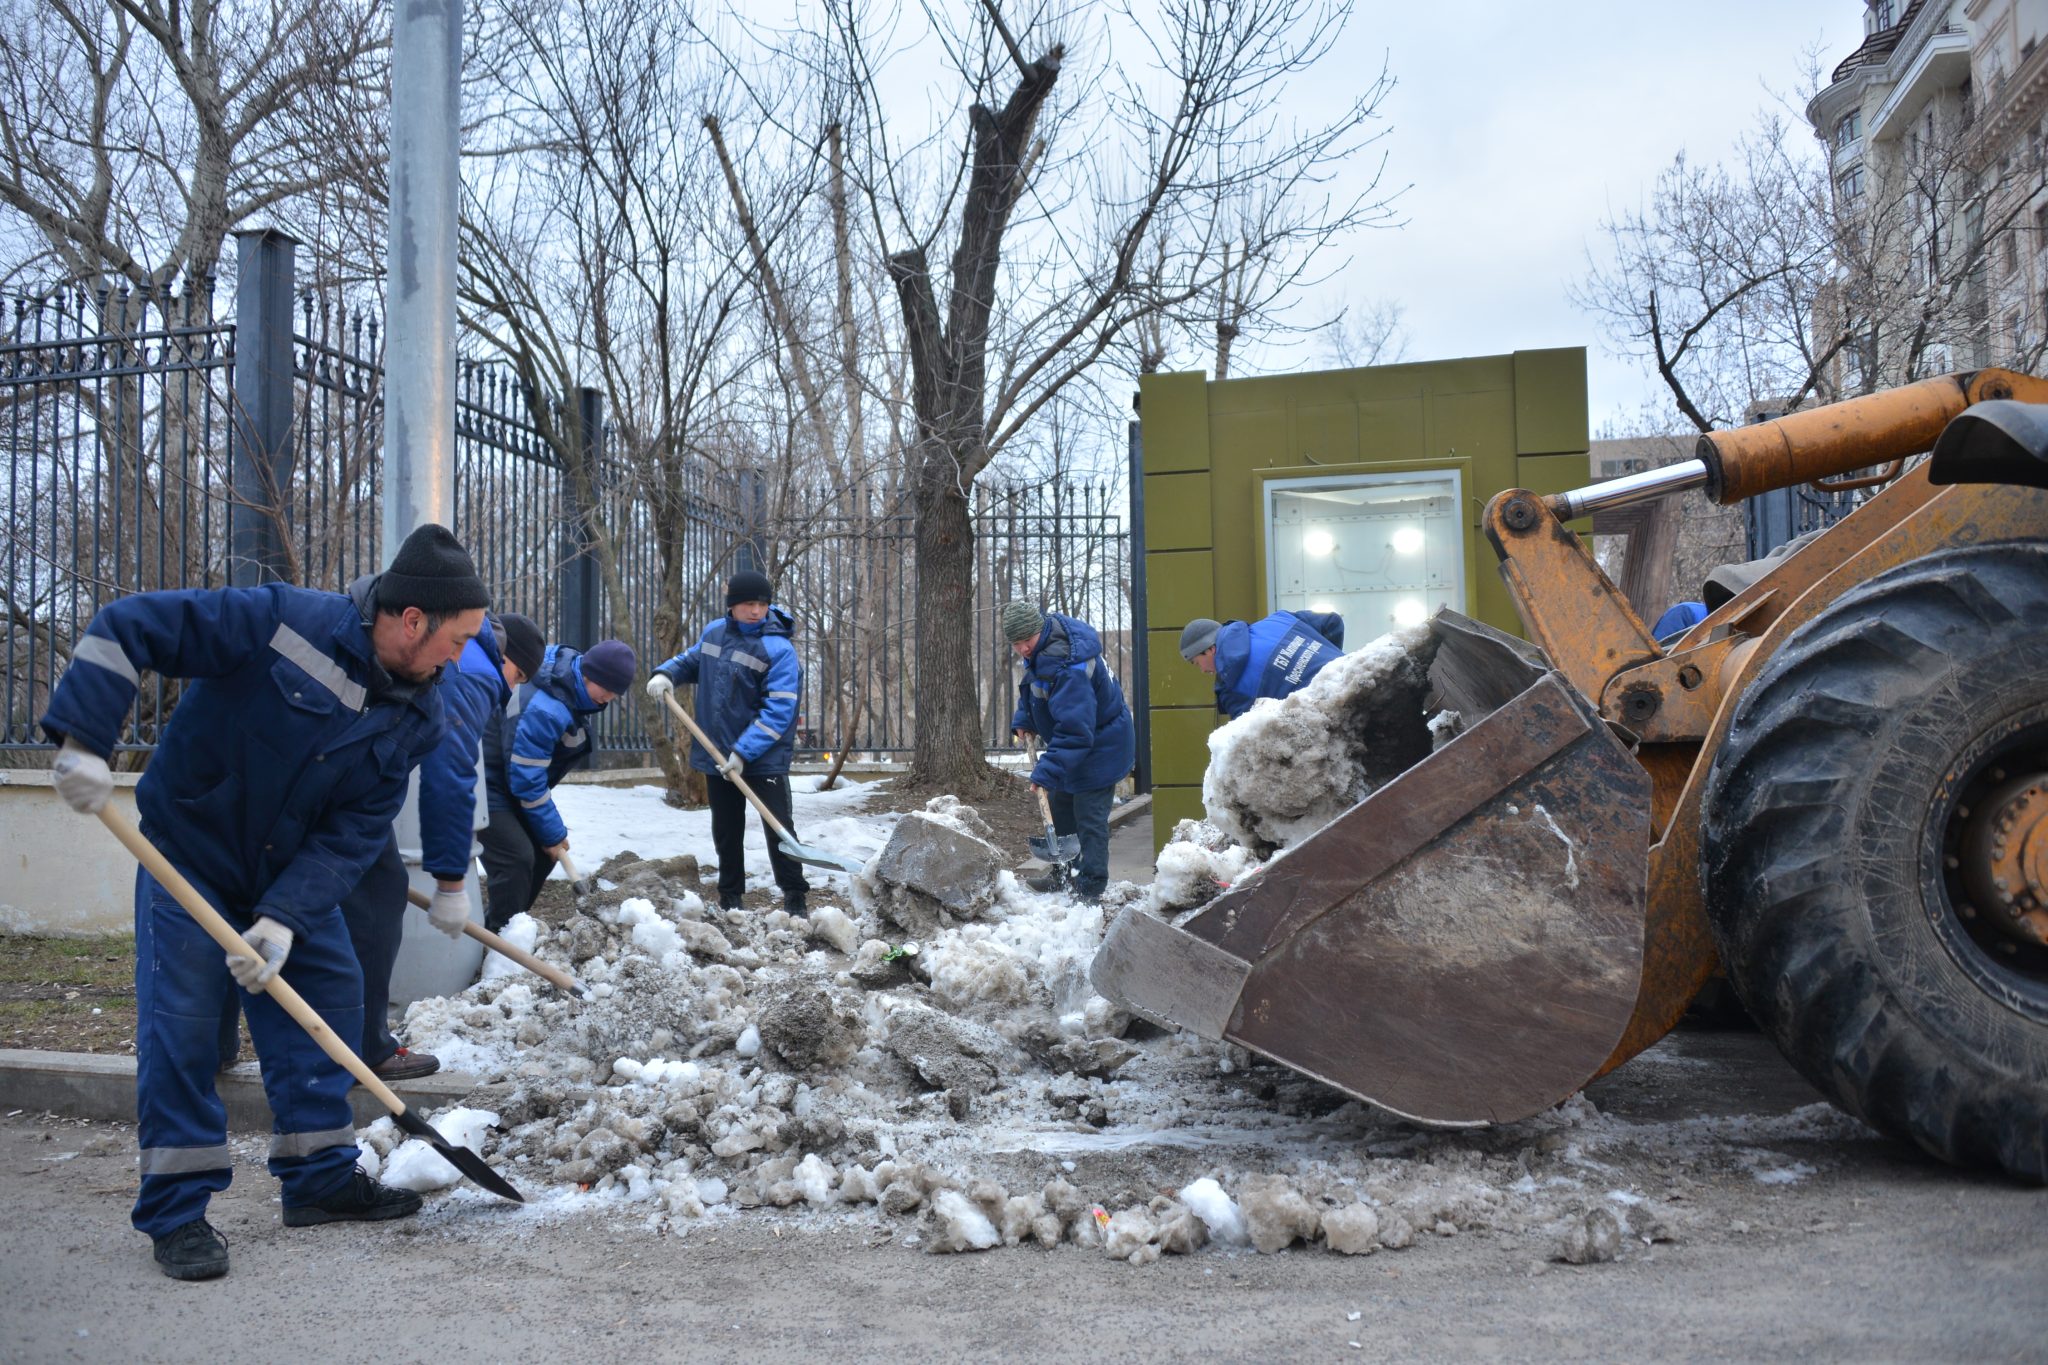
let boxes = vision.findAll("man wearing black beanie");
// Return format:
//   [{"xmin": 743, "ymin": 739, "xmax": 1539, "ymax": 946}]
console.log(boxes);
[
  {"xmin": 328, "ymin": 524, "xmax": 495, "ymax": 1081},
  {"xmin": 646, "ymin": 570, "xmax": 810, "ymax": 915},
  {"xmin": 41, "ymin": 522, "xmax": 487, "ymax": 1278}
]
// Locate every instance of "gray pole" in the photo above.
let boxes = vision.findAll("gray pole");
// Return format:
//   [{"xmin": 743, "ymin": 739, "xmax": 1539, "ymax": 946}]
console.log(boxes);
[
  {"xmin": 381, "ymin": 0, "xmax": 483, "ymax": 1009},
  {"xmin": 382, "ymin": 0, "xmax": 462, "ymax": 559}
]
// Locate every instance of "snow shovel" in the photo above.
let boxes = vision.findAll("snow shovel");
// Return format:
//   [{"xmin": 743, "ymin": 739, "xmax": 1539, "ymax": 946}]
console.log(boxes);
[
  {"xmin": 660, "ymin": 691, "xmax": 867, "ymax": 874},
  {"xmin": 95, "ymin": 806, "xmax": 526, "ymax": 1204},
  {"xmin": 402, "ymin": 885, "xmax": 587, "ymax": 999},
  {"xmin": 552, "ymin": 847, "xmax": 598, "ymax": 905},
  {"xmin": 1024, "ymin": 742, "xmax": 1080, "ymax": 884}
]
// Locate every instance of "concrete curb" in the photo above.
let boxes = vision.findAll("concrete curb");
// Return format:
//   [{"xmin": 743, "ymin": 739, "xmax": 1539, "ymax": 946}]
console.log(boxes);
[{"xmin": 0, "ymin": 1048, "xmax": 483, "ymax": 1133}]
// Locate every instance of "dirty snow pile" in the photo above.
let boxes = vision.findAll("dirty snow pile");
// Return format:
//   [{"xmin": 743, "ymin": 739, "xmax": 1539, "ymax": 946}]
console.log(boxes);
[
  {"xmin": 379, "ymin": 780, "xmax": 1879, "ymax": 1266},
  {"xmin": 1201, "ymin": 622, "xmax": 1440, "ymax": 856}
]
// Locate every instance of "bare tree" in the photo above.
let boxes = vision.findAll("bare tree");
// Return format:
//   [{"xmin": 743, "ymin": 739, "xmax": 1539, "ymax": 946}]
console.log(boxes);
[
  {"xmin": 1578, "ymin": 98, "xmax": 2046, "ymax": 434},
  {"xmin": 0, "ymin": 0, "xmax": 390, "ymax": 296},
  {"xmin": 1323, "ymin": 296, "xmax": 1407, "ymax": 369},
  {"xmin": 779, "ymin": 0, "xmax": 1399, "ymax": 791}
]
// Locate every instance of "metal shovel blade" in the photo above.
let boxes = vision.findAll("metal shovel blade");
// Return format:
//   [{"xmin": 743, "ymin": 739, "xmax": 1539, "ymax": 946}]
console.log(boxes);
[
  {"xmin": 1091, "ymin": 610, "xmax": 1652, "ymax": 1127},
  {"xmin": 392, "ymin": 1105, "xmax": 525, "ymax": 1203},
  {"xmin": 1028, "ymin": 831, "xmax": 1082, "ymax": 864},
  {"xmin": 776, "ymin": 835, "xmax": 869, "ymax": 875}
]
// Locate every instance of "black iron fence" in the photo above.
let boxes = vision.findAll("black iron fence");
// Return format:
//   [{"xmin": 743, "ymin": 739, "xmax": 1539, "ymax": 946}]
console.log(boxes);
[{"xmin": 1, "ymin": 235, "xmax": 1134, "ymax": 765}]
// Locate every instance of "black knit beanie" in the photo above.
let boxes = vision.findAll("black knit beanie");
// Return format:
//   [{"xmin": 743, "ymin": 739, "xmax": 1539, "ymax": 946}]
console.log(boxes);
[
  {"xmin": 496, "ymin": 612, "xmax": 545, "ymax": 679},
  {"xmin": 726, "ymin": 570, "xmax": 773, "ymax": 607},
  {"xmin": 580, "ymin": 639, "xmax": 637, "ymax": 694},
  {"xmin": 379, "ymin": 524, "xmax": 490, "ymax": 614}
]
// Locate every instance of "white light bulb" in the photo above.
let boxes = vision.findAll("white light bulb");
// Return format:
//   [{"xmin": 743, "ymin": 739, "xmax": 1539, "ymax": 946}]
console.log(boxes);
[
  {"xmin": 1391, "ymin": 527, "xmax": 1425, "ymax": 555},
  {"xmin": 1393, "ymin": 598, "xmax": 1428, "ymax": 627},
  {"xmin": 1308, "ymin": 602, "xmax": 1336, "ymax": 613},
  {"xmin": 1302, "ymin": 529, "xmax": 1336, "ymax": 557}
]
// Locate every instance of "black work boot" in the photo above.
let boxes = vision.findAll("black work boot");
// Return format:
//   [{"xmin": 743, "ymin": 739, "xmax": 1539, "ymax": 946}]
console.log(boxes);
[
  {"xmin": 1023, "ymin": 870, "xmax": 1066, "ymax": 894},
  {"xmin": 282, "ymin": 1168, "xmax": 423, "ymax": 1227},
  {"xmin": 152, "ymin": 1218, "xmax": 229, "ymax": 1280},
  {"xmin": 782, "ymin": 893, "xmax": 808, "ymax": 918}
]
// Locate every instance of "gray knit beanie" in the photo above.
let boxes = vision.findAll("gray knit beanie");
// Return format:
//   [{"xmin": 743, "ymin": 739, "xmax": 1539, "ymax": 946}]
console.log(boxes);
[
  {"xmin": 1179, "ymin": 618, "xmax": 1222, "ymax": 660},
  {"xmin": 999, "ymin": 601, "xmax": 1045, "ymax": 643}
]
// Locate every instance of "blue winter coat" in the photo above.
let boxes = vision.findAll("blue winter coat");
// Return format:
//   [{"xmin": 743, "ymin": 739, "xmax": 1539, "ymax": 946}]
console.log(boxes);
[
  {"xmin": 1010, "ymin": 612, "xmax": 1134, "ymax": 794},
  {"xmin": 486, "ymin": 644, "xmax": 605, "ymax": 848},
  {"xmin": 653, "ymin": 607, "xmax": 801, "ymax": 777},
  {"xmin": 40, "ymin": 583, "xmax": 445, "ymax": 939},
  {"xmin": 419, "ymin": 618, "xmax": 512, "ymax": 881},
  {"xmin": 1213, "ymin": 610, "xmax": 1344, "ymax": 719}
]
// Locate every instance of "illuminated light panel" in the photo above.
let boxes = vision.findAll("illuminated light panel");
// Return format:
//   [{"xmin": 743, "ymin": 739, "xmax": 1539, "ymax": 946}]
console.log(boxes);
[
  {"xmin": 1392, "ymin": 598, "xmax": 1428, "ymax": 627},
  {"xmin": 1302, "ymin": 528, "xmax": 1336, "ymax": 557},
  {"xmin": 1391, "ymin": 526, "xmax": 1425, "ymax": 555}
]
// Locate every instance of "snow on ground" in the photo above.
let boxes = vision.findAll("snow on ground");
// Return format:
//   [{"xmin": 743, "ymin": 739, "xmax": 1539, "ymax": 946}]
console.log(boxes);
[{"xmin": 382, "ymin": 778, "xmax": 1882, "ymax": 1267}]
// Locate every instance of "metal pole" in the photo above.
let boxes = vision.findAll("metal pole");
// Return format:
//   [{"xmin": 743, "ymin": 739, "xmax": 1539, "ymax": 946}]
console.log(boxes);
[
  {"xmin": 381, "ymin": 0, "xmax": 479, "ymax": 1010},
  {"xmin": 559, "ymin": 385, "xmax": 602, "ymax": 650},
  {"xmin": 381, "ymin": 0, "xmax": 462, "ymax": 560},
  {"xmin": 229, "ymin": 229, "xmax": 300, "ymax": 586}
]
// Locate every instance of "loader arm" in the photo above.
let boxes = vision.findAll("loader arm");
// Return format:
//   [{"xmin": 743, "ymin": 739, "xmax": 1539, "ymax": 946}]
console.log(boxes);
[{"xmin": 1487, "ymin": 368, "xmax": 2048, "ymax": 1073}]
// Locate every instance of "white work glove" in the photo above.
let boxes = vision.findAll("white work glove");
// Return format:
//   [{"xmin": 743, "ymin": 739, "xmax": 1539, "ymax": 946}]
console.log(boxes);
[
  {"xmin": 716, "ymin": 750, "xmax": 745, "ymax": 781},
  {"xmin": 646, "ymin": 673, "xmax": 673, "ymax": 700},
  {"xmin": 427, "ymin": 886, "xmax": 469, "ymax": 941},
  {"xmin": 227, "ymin": 917, "xmax": 294, "ymax": 991},
  {"xmin": 51, "ymin": 737, "xmax": 113, "ymax": 814}
]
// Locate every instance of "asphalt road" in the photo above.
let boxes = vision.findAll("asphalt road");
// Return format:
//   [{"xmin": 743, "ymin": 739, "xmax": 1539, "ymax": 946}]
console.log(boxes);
[{"xmin": 6, "ymin": 1028, "xmax": 2045, "ymax": 1363}]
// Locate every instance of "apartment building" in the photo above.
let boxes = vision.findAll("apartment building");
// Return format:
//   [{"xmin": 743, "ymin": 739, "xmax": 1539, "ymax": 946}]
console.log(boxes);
[{"xmin": 1808, "ymin": 1, "xmax": 2048, "ymax": 382}]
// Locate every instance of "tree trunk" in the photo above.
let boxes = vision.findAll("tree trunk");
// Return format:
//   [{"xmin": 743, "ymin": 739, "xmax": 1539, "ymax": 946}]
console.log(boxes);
[{"xmin": 908, "ymin": 463, "xmax": 999, "ymax": 793}]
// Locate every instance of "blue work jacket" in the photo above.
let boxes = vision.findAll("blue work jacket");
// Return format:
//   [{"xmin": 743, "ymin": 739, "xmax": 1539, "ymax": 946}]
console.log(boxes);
[
  {"xmin": 40, "ymin": 583, "xmax": 444, "ymax": 939},
  {"xmin": 652, "ymin": 607, "xmax": 801, "ymax": 777},
  {"xmin": 419, "ymin": 618, "xmax": 511, "ymax": 881},
  {"xmin": 1213, "ymin": 610, "xmax": 1344, "ymax": 719},
  {"xmin": 1011, "ymin": 612, "xmax": 1134, "ymax": 793},
  {"xmin": 486, "ymin": 644, "xmax": 603, "ymax": 849}
]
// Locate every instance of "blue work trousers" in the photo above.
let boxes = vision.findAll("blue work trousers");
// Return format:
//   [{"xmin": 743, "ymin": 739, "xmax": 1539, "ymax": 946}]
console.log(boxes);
[
  {"xmin": 131, "ymin": 866, "xmax": 363, "ymax": 1236},
  {"xmin": 1046, "ymin": 784, "xmax": 1115, "ymax": 898}
]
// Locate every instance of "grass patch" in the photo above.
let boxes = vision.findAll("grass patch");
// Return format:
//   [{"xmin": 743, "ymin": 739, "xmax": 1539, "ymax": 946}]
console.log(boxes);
[{"xmin": 0, "ymin": 934, "xmax": 138, "ymax": 1054}]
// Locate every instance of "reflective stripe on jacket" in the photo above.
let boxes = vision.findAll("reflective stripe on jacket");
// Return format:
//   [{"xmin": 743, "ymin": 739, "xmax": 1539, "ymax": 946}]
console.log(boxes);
[
  {"xmin": 39, "ymin": 583, "xmax": 444, "ymax": 938},
  {"xmin": 486, "ymin": 644, "xmax": 603, "ymax": 848},
  {"xmin": 1009, "ymin": 612, "xmax": 1134, "ymax": 793},
  {"xmin": 653, "ymin": 606, "xmax": 801, "ymax": 777}
]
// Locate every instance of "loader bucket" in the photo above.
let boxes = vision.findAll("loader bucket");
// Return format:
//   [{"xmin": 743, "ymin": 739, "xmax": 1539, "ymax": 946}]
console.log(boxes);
[{"xmin": 1091, "ymin": 611, "xmax": 1652, "ymax": 1126}]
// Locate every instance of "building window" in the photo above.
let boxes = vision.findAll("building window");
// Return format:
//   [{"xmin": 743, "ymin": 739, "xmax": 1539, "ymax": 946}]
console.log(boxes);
[
  {"xmin": 1838, "ymin": 164, "xmax": 1866, "ymax": 201},
  {"xmin": 1835, "ymin": 110, "xmax": 1863, "ymax": 149},
  {"xmin": 2006, "ymin": 231, "xmax": 2021, "ymax": 276},
  {"xmin": 1264, "ymin": 472, "xmax": 1466, "ymax": 638},
  {"xmin": 1868, "ymin": 1, "xmax": 1895, "ymax": 34}
]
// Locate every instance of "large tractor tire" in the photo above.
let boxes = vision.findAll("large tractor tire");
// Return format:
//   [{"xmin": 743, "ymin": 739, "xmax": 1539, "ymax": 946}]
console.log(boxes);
[{"xmin": 1701, "ymin": 543, "xmax": 2048, "ymax": 1181}]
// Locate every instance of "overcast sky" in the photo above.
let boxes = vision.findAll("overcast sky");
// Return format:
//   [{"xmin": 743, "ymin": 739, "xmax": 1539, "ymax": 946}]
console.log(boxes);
[{"xmin": 1293, "ymin": 0, "xmax": 1854, "ymax": 434}]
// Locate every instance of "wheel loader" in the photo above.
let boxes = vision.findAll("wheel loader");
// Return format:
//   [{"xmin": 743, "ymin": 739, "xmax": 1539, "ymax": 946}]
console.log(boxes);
[{"xmin": 1092, "ymin": 369, "xmax": 2048, "ymax": 1182}]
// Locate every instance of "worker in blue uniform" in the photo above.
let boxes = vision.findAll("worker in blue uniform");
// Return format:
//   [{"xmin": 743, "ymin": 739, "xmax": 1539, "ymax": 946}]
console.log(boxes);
[
  {"xmin": 1178, "ymin": 609, "xmax": 1345, "ymax": 719},
  {"xmin": 339, "ymin": 610, "xmax": 546, "ymax": 1081},
  {"xmin": 1001, "ymin": 600, "xmax": 1135, "ymax": 902},
  {"xmin": 476, "ymin": 636, "xmax": 635, "ymax": 930},
  {"xmin": 645, "ymin": 571, "xmax": 809, "ymax": 915},
  {"xmin": 43, "ymin": 524, "xmax": 489, "ymax": 1281}
]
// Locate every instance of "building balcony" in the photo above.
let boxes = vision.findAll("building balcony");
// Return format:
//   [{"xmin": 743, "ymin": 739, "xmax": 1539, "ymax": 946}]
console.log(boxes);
[{"xmin": 1870, "ymin": 26, "xmax": 1973, "ymax": 140}]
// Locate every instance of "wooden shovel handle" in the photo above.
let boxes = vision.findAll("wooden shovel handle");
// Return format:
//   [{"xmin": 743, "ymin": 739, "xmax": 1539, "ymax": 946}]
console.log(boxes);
[
  {"xmin": 96, "ymin": 804, "xmax": 410, "ymax": 1117},
  {"xmin": 662, "ymin": 691, "xmax": 796, "ymax": 843},
  {"xmin": 403, "ymin": 886, "xmax": 581, "ymax": 996}
]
